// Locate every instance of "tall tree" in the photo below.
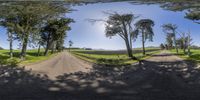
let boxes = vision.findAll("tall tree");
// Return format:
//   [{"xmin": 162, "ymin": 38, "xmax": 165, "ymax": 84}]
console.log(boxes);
[
  {"xmin": 0, "ymin": 1, "xmax": 70, "ymax": 59},
  {"xmin": 134, "ymin": 19, "xmax": 154, "ymax": 55},
  {"xmin": 42, "ymin": 18, "xmax": 73, "ymax": 56},
  {"xmin": 160, "ymin": 43, "xmax": 165, "ymax": 50},
  {"xmin": 7, "ymin": 31, "xmax": 13, "ymax": 58},
  {"xmin": 104, "ymin": 13, "xmax": 138, "ymax": 59},
  {"xmin": 166, "ymin": 33, "xmax": 174, "ymax": 49},
  {"xmin": 56, "ymin": 34, "xmax": 66, "ymax": 52},
  {"xmin": 162, "ymin": 24, "xmax": 179, "ymax": 54},
  {"xmin": 0, "ymin": 18, "xmax": 17, "ymax": 58},
  {"xmin": 68, "ymin": 40, "xmax": 73, "ymax": 52},
  {"xmin": 185, "ymin": 9, "xmax": 200, "ymax": 24},
  {"xmin": 178, "ymin": 32, "xmax": 188, "ymax": 54},
  {"xmin": 187, "ymin": 31, "xmax": 192, "ymax": 56}
]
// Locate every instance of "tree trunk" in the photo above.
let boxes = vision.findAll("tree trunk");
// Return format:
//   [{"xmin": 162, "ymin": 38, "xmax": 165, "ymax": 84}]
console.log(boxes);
[
  {"xmin": 44, "ymin": 42, "xmax": 50, "ymax": 56},
  {"xmin": 122, "ymin": 21, "xmax": 134, "ymax": 59},
  {"xmin": 125, "ymin": 38, "xmax": 133, "ymax": 58},
  {"xmin": 142, "ymin": 31, "xmax": 146, "ymax": 55},
  {"xmin": 51, "ymin": 41, "xmax": 56, "ymax": 54},
  {"xmin": 8, "ymin": 32, "xmax": 13, "ymax": 58},
  {"xmin": 183, "ymin": 47, "xmax": 186, "ymax": 54},
  {"xmin": 129, "ymin": 32, "xmax": 132, "ymax": 50},
  {"xmin": 20, "ymin": 34, "xmax": 29, "ymax": 59},
  {"xmin": 187, "ymin": 32, "xmax": 191, "ymax": 56},
  {"xmin": 44, "ymin": 33, "xmax": 52, "ymax": 56},
  {"xmin": 173, "ymin": 32, "xmax": 178, "ymax": 54},
  {"xmin": 69, "ymin": 46, "xmax": 71, "ymax": 52},
  {"xmin": 183, "ymin": 39, "xmax": 186, "ymax": 54},
  {"xmin": 44, "ymin": 47, "xmax": 49, "ymax": 56},
  {"xmin": 37, "ymin": 44, "xmax": 41, "ymax": 56},
  {"xmin": 188, "ymin": 47, "xmax": 191, "ymax": 56}
]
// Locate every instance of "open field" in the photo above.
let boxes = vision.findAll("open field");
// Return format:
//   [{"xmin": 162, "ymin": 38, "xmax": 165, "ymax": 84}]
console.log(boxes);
[
  {"xmin": 0, "ymin": 49, "xmax": 57, "ymax": 65},
  {"xmin": 71, "ymin": 48, "xmax": 161, "ymax": 65},
  {"xmin": 170, "ymin": 49, "xmax": 200, "ymax": 63}
]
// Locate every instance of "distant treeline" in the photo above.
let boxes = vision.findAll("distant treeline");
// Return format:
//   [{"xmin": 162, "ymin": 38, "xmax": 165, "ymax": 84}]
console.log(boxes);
[{"xmin": 73, "ymin": 48, "xmax": 161, "ymax": 55}]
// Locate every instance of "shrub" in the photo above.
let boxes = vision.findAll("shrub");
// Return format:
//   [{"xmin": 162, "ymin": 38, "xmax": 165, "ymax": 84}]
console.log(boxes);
[
  {"xmin": 0, "ymin": 58, "xmax": 7, "ymax": 67},
  {"xmin": 96, "ymin": 58, "xmax": 122, "ymax": 65},
  {"xmin": 6, "ymin": 58, "xmax": 20, "ymax": 67},
  {"xmin": 0, "ymin": 55, "xmax": 8, "ymax": 67}
]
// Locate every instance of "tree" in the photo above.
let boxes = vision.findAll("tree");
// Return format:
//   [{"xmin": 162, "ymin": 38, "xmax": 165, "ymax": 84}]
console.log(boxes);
[
  {"xmin": 0, "ymin": 18, "xmax": 17, "ymax": 58},
  {"xmin": 160, "ymin": 43, "xmax": 165, "ymax": 50},
  {"xmin": 166, "ymin": 33, "xmax": 174, "ymax": 49},
  {"xmin": 187, "ymin": 31, "xmax": 192, "ymax": 56},
  {"xmin": 56, "ymin": 35, "xmax": 66, "ymax": 52},
  {"xmin": 7, "ymin": 31, "xmax": 13, "ymax": 58},
  {"xmin": 160, "ymin": 1, "xmax": 200, "ymax": 24},
  {"xmin": 35, "ymin": 33, "xmax": 46, "ymax": 56},
  {"xmin": 164, "ymin": 44, "xmax": 169, "ymax": 50},
  {"xmin": 68, "ymin": 40, "xmax": 73, "ymax": 52},
  {"xmin": 104, "ymin": 13, "xmax": 138, "ymax": 59},
  {"xmin": 166, "ymin": 33, "xmax": 173, "ymax": 49},
  {"xmin": 162, "ymin": 24, "xmax": 179, "ymax": 54},
  {"xmin": 0, "ymin": 2, "xmax": 70, "ymax": 59},
  {"xmin": 134, "ymin": 19, "xmax": 154, "ymax": 55},
  {"xmin": 177, "ymin": 32, "xmax": 188, "ymax": 54},
  {"xmin": 42, "ymin": 18, "xmax": 73, "ymax": 56},
  {"xmin": 185, "ymin": 9, "xmax": 200, "ymax": 24}
]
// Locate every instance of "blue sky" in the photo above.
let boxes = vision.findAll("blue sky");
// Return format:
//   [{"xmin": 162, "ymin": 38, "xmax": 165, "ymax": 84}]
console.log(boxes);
[{"xmin": 0, "ymin": 2, "xmax": 199, "ymax": 50}]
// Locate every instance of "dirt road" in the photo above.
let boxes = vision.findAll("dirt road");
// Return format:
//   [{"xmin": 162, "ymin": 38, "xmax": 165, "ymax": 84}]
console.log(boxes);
[
  {"xmin": 2, "ymin": 50, "xmax": 200, "ymax": 100},
  {"xmin": 25, "ymin": 51, "xmax": 92, "ymax": 79},
  {"xmin": 146, "ymin": 50, "xmax": 183, "ymax": 62}
]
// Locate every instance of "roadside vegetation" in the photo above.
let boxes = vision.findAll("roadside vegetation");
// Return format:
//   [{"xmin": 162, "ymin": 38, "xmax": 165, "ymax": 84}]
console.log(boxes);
[
  {"xmin": 0, "ymin": 2, "xmax": 73, "ymax": 66},
  {"xmin": 71, "ymin": 48, "xmax": 161, "ymax": 66},
  {"xmin": 160, "ymin": 23, "xmax": 199, "ymax": 64},
  {"xmin": 0, "ymin": 49, "xmax": 58, "ymax": 66},
  {"xmin": 170, "ymin": 49, "xmax": 200, "ymax": 63},
  {"xmin": 0, "ymin": 1, "xmax": 199, "ymax": 67},
  {"xmin": 89, "ymin": 12, "xmax": 156, "ymax": 61}
]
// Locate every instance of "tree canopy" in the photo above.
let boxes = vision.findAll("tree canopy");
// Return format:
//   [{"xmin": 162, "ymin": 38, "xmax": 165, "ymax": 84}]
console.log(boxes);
[
  {"xmin": 0, "ymin": 1, "xmax": 71, "ymax": 59},
  {"xmin": 105, "ymin": 13, "xmax": 138, "ymax": 59}
]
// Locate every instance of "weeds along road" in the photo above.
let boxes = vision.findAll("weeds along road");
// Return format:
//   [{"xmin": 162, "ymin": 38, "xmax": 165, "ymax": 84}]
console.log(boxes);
[{"xmin": 25, "ymin": 51, "xmax": 92, "ymax": 80}]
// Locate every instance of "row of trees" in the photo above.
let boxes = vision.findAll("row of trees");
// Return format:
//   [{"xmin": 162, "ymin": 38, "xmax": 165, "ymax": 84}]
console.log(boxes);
[
  {"xmin": 0, "ymin": 2, "xmax": 73, "ymax": 59},
  {"xmin": 102, "ymin": 12, "xmax": 155, "ymax": 59},
  {"xmin": 160, "ymin": 24, "xmax": 192, "ymax": 56}
]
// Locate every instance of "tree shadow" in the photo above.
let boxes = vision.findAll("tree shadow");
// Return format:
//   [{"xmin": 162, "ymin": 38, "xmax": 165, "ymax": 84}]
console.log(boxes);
[
  {"xmin": 0, "ymin": 66, "xmax": 69, "ymax": 100},
  {"xmin": 54, "ymin": 59, "xmax": 200, "ymax": 100},
  {"xmin": 1, "ymin": 59, "xmax": 200, "ymax": 100}
]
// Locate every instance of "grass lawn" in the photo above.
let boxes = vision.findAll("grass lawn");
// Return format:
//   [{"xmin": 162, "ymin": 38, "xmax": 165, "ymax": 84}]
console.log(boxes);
[
  {"xmin": 0, "ymin": 49, "xmax": 58, "ymax": 65},
  {"xmin": 71, "ymin": 48, "xmax": 161, "ymax": 66},
  {"xmin": 170, "ymin": 49, "xmax": 200, "ymax": 63}
]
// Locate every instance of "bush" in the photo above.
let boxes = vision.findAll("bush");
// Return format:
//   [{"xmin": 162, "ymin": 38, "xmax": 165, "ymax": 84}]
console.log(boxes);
[
  {"xmin": 96, "ymin": 58, "xmax": 123, "ymax": 65},
  {"xmin": 0, "ymin": 55, "xmax": 8, "ymax": 66},
  {"xmin": 6, "ymin": 58, "xmax": 20, "ymax": 67},
  {"xmin": 0, "ymin": 58, "xmax": 7, "ymax": 67}
]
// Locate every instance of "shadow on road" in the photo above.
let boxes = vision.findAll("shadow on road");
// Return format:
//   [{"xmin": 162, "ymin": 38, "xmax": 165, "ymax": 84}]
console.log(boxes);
[{"xmin": 0, "ymin": 60, "xmax": 200, "ymax": 100}]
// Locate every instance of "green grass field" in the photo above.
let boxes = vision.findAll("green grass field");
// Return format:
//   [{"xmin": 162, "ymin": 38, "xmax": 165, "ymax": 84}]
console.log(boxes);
[
  {"xmin": 0, "ymin": 49, "xmax": 57, "ymax": 66},
  {"xmin": 71, "ymin": 48, "xmax": 161, "ymax": 66},
  {"xmin": 170, "ymin": 49, "xmax": 200, "ymax": 63}
]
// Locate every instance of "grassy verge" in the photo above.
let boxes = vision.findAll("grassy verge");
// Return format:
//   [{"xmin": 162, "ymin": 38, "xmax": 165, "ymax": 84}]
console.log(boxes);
[
  {"xmin": 71, "ymin": 48, "xmax": 161, "ymax": 66},
  {"xmin": 0, "ymin": 49, "xmax": 58, "ymax": 66},
  {"xmin": 169, "ymin": 49, "xmax": 200, "ymax": 63}
]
